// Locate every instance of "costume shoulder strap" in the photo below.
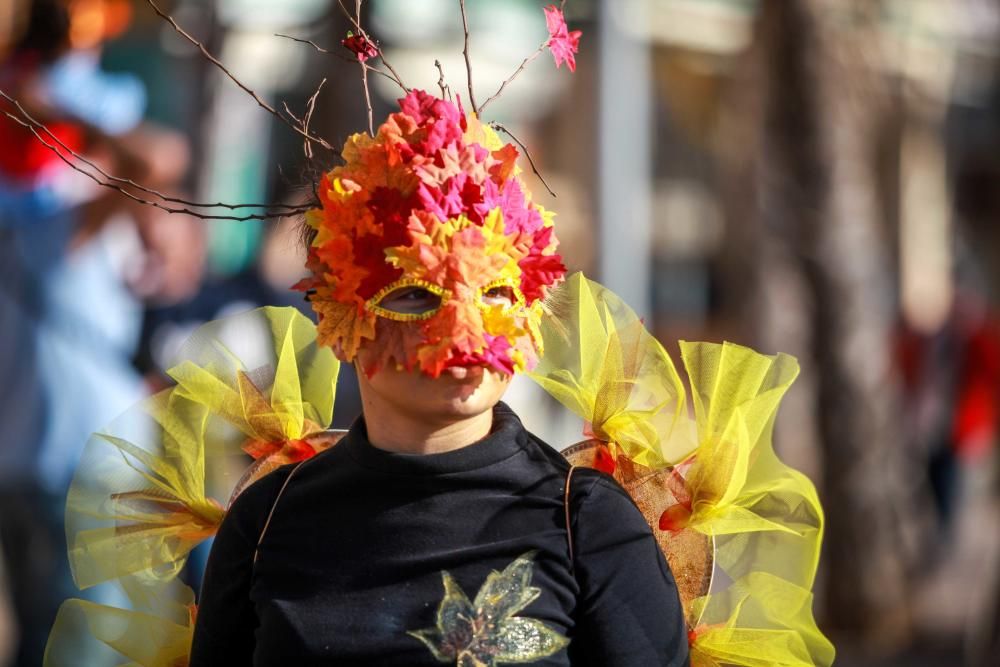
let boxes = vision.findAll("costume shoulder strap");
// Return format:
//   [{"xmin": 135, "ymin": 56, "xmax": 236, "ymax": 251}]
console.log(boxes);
[
  {"xmin": 253, "ymin": 458, "xmax": 309, "ymax": 565},
  {"xmin": 563, "ymin": 464, "xmax": 578, "ymax": 567}
]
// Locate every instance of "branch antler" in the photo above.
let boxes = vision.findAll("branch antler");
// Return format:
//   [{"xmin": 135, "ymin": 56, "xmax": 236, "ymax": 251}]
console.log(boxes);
[
  {"xmin": 478, "ymin": 42, "xmax": 547, "ymax": 115},
  {"xmin": 435, "ymin": 60, "xmax": 452, "ymax": 101},
  {"xmin": 479, "ymin": 0, "xmax": 571, "ymax": 114},
  {"xmin": 274, "ymin": 33, "xmax": 404, "ymax": 90},
  {"xmin": 335, "ymin": 0, "xmax": 409, "ymax": 93},
  {"xmin": 458, "ymin": 0, "xmax": 478, "ymax": 114},
  {"xmin": 146, "ymin": 0, "xmax": 336, "ymax": 153},
  {"xmin": 489, "ymin": 121, "xmax": 556, "ymax": 198},
  {"xmin": 1, "ymin": 89, "xmax": 313, "ymax": 221},
  {"xmin": 357, "ymin": 1, "xmax": 374, "ymax": 136},
  {"xmin": 291, "ymin": 78, "xmax": 328, "ymax": 160}
]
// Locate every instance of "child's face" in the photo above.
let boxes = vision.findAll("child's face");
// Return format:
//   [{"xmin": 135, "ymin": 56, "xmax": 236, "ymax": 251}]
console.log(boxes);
[{"xmin": 355, "ymin": 342, "xmax": 513, "ymax": 424}]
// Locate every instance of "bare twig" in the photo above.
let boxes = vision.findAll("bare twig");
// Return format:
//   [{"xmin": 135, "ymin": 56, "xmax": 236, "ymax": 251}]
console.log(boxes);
[
  {"xmin": 480, "ymin": 1, "xmax": 575, "ymax": 114},
  {"xmin": 373, "ymin": 53, "xmax": 409, "ymax": 95},
  {"xmin": 489, "ymin": 121, "xmax": 556, "ymax": 198},
  {"xmin": 356, "ymin": 0, "xmax": 374, "ymax": 136},
  {"xmin": 285, "ymin": 79, "xmax": 328, "ymax": 159},
  {"xmin": 274, "ymin": 33, "xmax": 402, "ymax": 89},
  {"xmin": 282, "ymin": 101, "xmax": 302, "ymax": 124},
  {"xmin": 335, "ymin": 0, "xmax": 409, "ymax": 92},
  {"xmin": 435, "ymin": 60, "xmax": 451, "ymax": 101},
  {"xmin": 459, "ymin": 0, "xmax": 478, "ymax": 113},
  {"xmin": 335, "ymin": 0, "xmax": 365, "ymax": 40},
  {"xmin": 360, "ymin": 64, "xmax": 374, "ymax": 136},
  {"xmin": 2, "ymin": 108, "xmax": 311, "ymax": 220},
  {"xmin": 302, "ymin": 78, "xmax": 327, "ymax": 158},
  {"xmin": 275, "ymin": 32, "xmax": 334, "ymax": 54},
  {"xmin": 1, "ymin": 88, "xmax": 304, "ymax": 213},
  {"xmin": 478, "ymin": 40, "xmax": 547, "ymax": 114},
  {"xmin": 145, "ymin": 0, "xmax": 335, "ymax": 152}
]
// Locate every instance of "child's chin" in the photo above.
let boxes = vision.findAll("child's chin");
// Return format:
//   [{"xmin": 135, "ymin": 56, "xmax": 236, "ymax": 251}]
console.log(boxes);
[{"xmin": 427, "ymin": 371, "xmax": 509, "ymax": 416}]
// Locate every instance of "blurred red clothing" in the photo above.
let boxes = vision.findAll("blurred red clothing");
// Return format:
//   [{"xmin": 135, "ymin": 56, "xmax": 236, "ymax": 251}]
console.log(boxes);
[
  {"xmin": 897, "ymin": 312, "xmax": 1000, "ymax": 463},
  {"xmin": 0, "ymin": 113, "xmax": 84, "ymax": 181},
  {"xmin": 952, "ymin": 323, "xmax": 1000, "ymax": 461},
  {"xmin": 0, "ymin": 53, "xmax": 85, "ymax": 183}
]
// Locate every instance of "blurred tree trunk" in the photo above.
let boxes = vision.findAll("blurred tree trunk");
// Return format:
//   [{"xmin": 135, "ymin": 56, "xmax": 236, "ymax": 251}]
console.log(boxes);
[{"xmin": 721, "ymin": 0, "xmax": 928, "ymax": 649}]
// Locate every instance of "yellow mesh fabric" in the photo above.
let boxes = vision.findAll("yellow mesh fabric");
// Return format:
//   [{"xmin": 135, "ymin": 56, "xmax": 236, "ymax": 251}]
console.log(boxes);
[
  {"xmin": 65, "ymin": 307, "xmax": 340, "ymax": 590},
  {"xmin": 167, "ymin": 307, "xmax": 339, "ymax": 446},
  {"xmin": 688, "ymin": 573, "xmax": 835, "ymax": 667},
  {"xmin": 529, "ymin": 272, "xmax": 694, "ymax": 467},
  {"xmin": 44, "ymin": 576, "xmax": 195, "ymax": 667},
  {"xmin": 529, "ymin": 272, "xmax": 834, "ymax": 666},
  {"xmin": 678, "ymin": 341, "xmax": 833, "ymax": 665},
  {"xmin": 65, "ymin": 389, "xmax": 226, "ymax": 590},
  {"xmin": 678, "ymin": 341, "xmax": 825, "ymax": 585}
]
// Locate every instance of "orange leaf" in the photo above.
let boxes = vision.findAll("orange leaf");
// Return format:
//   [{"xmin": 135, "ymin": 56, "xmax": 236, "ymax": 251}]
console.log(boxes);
[
  {"xmin": 313, "ymin": 298, "xmax": 377, "ymax": 359},
  {"xmin": 366, "ymin": 318, "xmax": 427, "ymax": 375}
]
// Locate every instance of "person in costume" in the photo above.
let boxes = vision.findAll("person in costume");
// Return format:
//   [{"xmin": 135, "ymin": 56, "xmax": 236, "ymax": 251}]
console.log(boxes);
[
  {"xmin": 39, "ymin": 4, "xmax": 834, "ymax": 666},
  {"xmin": 189, "ymin": 89, "xmax": 691, "ymax": 666}
]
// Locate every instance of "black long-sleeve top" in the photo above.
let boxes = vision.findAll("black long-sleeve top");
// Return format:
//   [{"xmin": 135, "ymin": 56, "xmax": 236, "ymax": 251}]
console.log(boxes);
[{"xmin": 190, "ymin": 403, "xmax": 689, "ymax": 666}]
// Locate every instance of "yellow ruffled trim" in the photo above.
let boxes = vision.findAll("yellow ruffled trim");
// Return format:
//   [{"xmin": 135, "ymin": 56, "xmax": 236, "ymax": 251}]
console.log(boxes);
[
  {"xmin": 529, "ymin": 272, "xmax": 693, "ymax": 468},
  {"xmin": 167, "ymin": 307, "xmax": 339, "ymax": 443},
  {"xmin": 45, "ymin": 576, "xmax": 195, "ymax": 667}
]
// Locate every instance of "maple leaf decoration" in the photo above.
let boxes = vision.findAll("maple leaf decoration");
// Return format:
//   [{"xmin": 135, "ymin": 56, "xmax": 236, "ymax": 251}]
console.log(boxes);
[
  {"xmin": 313, "ymin": 297, "xmax": 377, "ymax": 358},
  {"xmin": 409, "ymin": 553, "xmax": 569, "ymax": 666},
  {"xmin": 544, "ymin": 5, "xmax": 582, "ymax": 73},
  {"xmin": 342, "ymin": 31, "xmax": 379, "ymax": 62}
]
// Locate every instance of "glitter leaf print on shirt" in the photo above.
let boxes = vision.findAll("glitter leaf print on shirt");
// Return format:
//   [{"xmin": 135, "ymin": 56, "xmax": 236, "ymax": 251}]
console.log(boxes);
[{"xmin": 408, "ymin": 553, "xmax": 569, "ymax": 666}]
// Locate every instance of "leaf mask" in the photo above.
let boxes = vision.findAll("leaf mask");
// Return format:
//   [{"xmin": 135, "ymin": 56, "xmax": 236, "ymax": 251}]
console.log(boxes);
[{"xmin": 298, "ymin": 91, "xmax": 565, "ymax": 378}]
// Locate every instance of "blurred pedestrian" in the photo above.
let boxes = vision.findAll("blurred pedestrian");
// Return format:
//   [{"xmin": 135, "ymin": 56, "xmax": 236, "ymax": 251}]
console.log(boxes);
[{"xmin": 0, "ymin": 1, "xmax": 200, "ymax": 663}]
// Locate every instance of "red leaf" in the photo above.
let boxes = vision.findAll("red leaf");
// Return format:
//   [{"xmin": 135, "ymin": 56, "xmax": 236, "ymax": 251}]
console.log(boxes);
[
  {"xmin": 342, "ymin": 33, "xmax": 378, "ymax": 62},
  {"xmin": 658, "ymin": 504, "xmax": 692, "ymax": 532},
  {"xmin": 594, "ymin": 444, "xmax": 617, "ymax": 475}
]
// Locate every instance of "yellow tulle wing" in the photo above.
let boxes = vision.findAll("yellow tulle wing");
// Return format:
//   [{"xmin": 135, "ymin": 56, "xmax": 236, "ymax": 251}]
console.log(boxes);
[
  {"xmin": 56, "ymin": 307, "xmax": 342, "ymax": 666},
  {"xmin": 167, "ymin": 306, "xmax": 339, "ymax": 443},
  {"xmin": 680, "ymin": 341, "xmax": 825, "ymax": 590},
  {"xmin": 66, "ymin": 307, "xmax": 340, "ymax": 590},
  {"xmin": 45, "ymin": 576, "xmax": 196, "ymax": 667},
  {"xmin": 530, "ymin": 273, "xmax": 834, "ymax": 666},
  {"xmin": 529, "ymin": 272, "xmax": 694, "ymax": 468},
  {"xmin": 678, "ymin": 341, "xmax": 832, "ymax": 664},
  {"xmin": 688, "ymin": 573, "xmax": 835, "ymax": 667},
  {"xmin": 65, "ymin": 389, "xmax": 227, "ymax": 590}
]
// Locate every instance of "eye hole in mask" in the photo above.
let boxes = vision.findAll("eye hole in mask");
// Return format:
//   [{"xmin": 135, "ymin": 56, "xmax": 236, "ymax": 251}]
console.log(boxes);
[
  {"xmin": 367, "ymin": 279, "xmax": 451, "ymax": 321},
  {"xmin": 478, "ymin": 279, "xmax": 526, "ymax": 316}
]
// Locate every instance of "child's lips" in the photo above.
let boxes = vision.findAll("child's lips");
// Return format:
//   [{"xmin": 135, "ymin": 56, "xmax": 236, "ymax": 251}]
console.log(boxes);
[{"xmin": 442, "ymin": 363, "xmax": 485, "ymax": 380}]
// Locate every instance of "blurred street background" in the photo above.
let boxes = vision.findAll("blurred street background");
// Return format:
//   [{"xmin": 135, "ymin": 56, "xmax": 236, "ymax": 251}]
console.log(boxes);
[{"xmin": 2, "ymin": 0, "xmax": 1000, "ymax": 665}]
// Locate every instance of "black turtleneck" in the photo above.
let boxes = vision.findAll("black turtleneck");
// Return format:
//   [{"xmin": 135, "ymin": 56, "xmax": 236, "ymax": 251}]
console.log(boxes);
[{"xmin": 190, "ymin": 403, "xmax": 689, "ymax": 666}]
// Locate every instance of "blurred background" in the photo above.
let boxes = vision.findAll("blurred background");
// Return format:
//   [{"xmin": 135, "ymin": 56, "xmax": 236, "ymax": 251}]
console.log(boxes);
[{"xmin": 1, "ymin": 0, "xmax": 999, "ymax": 665}]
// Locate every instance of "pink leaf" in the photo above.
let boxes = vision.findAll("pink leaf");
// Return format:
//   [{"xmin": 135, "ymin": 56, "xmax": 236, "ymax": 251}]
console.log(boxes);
[{"xmin": 544, "ymin": 5, "xmax": 582, "ymax": 73}]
